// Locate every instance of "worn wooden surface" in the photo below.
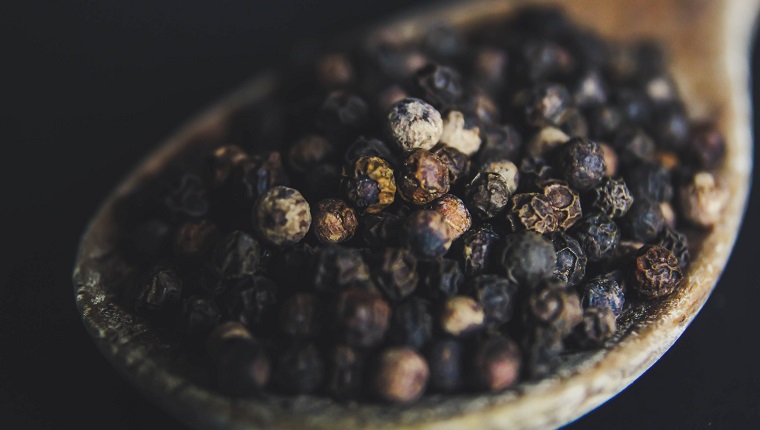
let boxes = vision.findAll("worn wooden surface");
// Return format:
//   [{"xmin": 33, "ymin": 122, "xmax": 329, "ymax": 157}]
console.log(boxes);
[{"xmin": 73, "ymin": 0, "xmax": 755, "ymax": 428}]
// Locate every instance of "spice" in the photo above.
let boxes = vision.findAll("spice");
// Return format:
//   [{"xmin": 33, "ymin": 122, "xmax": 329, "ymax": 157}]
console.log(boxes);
[
  {"xmin": 631, "ymin": 245, "xmax": 683, "ymax": 299},
  {"xmin": 624, "ymin": 161, "xmax": 673, "ymax": 203},
  {"xmin": 335, "ymin": 288, "xmax": 391, "ymax": 347},
  {"xmin": 470, "ymin": 335, "xmax": 522, "ymax": 392},
  {"xmin": 417, "ymin": 258, "xmax": 464, "ymax": 301},
  {"xmin": 553, "ymin": 137, "xmax": 606, "ymax": 191},
  {"xmin": 415, "ymin": 64, "xmax": 463, "ymax": 108},
  {"xmin": 440, "ymin": 296, "xmax": 485, "ymax": 336},
  {"xmin": 458, "ymin": 223, "xmax": 500, "ymax": 277},
  {"xmin": 478, "ymin": 123, "xmax": 523, "ymax": 163},
  {"xmin": 164, "ymin": 173, "xmax": 209, "ymax": 219},
  {"xmin": 178, "ymin": 296, "xmax": 221, "ymax": 341},
  {"xmin": 519, "ymin": 83, "xmax": 572, "ymax": 128},
  {"xmin": 316, "ymin": 90, "xmax": 368, "ymax": 135},
  {"xmin": 470, "ymin": 275, "xmax": 518, "ymax": 327},
  {"xmin": 387, "ymin": 297, "xmax": 433, "ymax": 349},
  {"xmin": 573, "ymin": 307, "xmax": 617, "ymax": 348},
  {"xmin": 524, "ymin": 282, "xmax": 583, "ymax": 337},
  {"xmin": 341, "ymin": 156, "xmax": 397, "ymax": 213},
  {"xmin": 173, "ymin": 220, "xmax": 220, "ymax": 262},
  {"xmin": 480, "ymin": 159, "xmax": 520, "ymax": 196},
  {"xmin": 387, "ymin": 98, "xmax": 443, "ymax": 151},
  {"xmin": 679, "ymin": 171, "xmax": 728, "ymax": 228},
  {"xmin": 427, "ymin": 194, "xmax": 471, "ymax": 239},
  {"xmin": 280, "ymin": 293, "xmax": 322, "ymax": 338},
  {"xmin": 344, "ymin": 136, "xmax": 395, "ymax": 166},
  {"xmin": 499, "ymin": 232, "xmax": 557, "ymax": 286},
  {"xmin": 425, "ymin": 339, "xmax": 463, "ymax": 392},
  {"xmin": 570, "ymin": 213, "xmax": 620, "ymax": 262},
  {"xmin": 205, "ymin": 322, "xmax": 253, "ymax": 360},
  {"xmin": 311, "ymin": 246, "xmax": 370, "ymax": 294},
  {"xmin": 620, "ymin": 198, "xmax": 664, "ymax": 242},
  {"xmin": 312, "ymin": 199, "xmax": 359, "ymax": 244},
  {"xmin": 589, "ymin": 177, "xmax": 634, "ymax": 219},
  {"xmin": 209, "ymin": 145, "xmax": 249, "ymax": 187},
  {"xmin": 525, "ymin": 126, "xmax": 569, "ymax": 158},
  {"xmin": 542, "ymin": 180, "xmax": 582, "ymax": 231},
  {"xmin": 465, "ymin": 172, "xmax": 510, "ymax": 219},
  {"xmin": 657, "ymin": 226, "xmax": 690, "ymax": 270},
  {"xmin": 217, "ymin": 275, "xmax": 278, "ymax": 330},
  {"xmin": 580, "ymin": 272, "xmax": 626, "ymax": 317},
  {"xmin": 371, "ymin": 348, "xmax": 430, "ymax": 404},
  {"xmin": 403, "ymin": 210, "xmax": 454, "ymax": 260},
  {"xmin": 135, "ymin": 267, "xmax": 183, "ymax": 314},
  {"xmin": 287, "ymin": 135, "xmax": 335, "ymax": 172},
  {"xmin": 439, "ymin": 110, "xmax": 482, "ymax": 156},
  {"xmin": 688, "ymin": 123, "xmax": 726, "ymax": 170},
  {"xmin": 253, "ymin": 186, "xmax": 311, "ymax": 247},
  {"xmin": 548, "ymin": 232, "xmax": 587, "ymax": 287},
  {"xmin": 370, "ymin": 247, "xmax": 419, "ymax": 301},
  {"xmin": 215, "ymin": 338, "xmax": 271, "ymax": 396},
  {"xmin": 507, "ymin": 192, "xmax": 558, "ymax": 234},
  {"xmin": 398, "ymin": 148, "xmax": 451, "ymax": 205},
  {"xmin": 273, "ymin": 342, "xmax": 325, "ymax": 395},
  {"xmin": 432, "ymin": 145, "xmax": 469, "ymax": 184},
  {"xmin": 326, "ymin": 345, "xmax": 365, "ymax": 401}
]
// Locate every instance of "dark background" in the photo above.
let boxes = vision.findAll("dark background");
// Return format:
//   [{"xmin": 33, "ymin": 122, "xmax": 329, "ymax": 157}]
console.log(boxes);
[{"xmin": 3, "ymin": 1, "xmax": 759, "ymax": 428}]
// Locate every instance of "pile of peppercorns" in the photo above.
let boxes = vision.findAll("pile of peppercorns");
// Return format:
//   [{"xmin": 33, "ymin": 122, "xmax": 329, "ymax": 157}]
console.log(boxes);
[{"xmin": 127, "ymin": 6, "xmax": 729, "ymax": 404}]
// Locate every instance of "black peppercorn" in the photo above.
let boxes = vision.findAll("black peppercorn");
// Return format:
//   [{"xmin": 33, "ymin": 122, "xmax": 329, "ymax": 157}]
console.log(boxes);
[
  {"xmin": 344, "ymin": 136, "xmax": 395, "ymax": 166},
  {"xmin": 371, "ymin": 347, "xmax": 430, "ymax": 404},
  {"xmin": 215, "ymin": 338, "xmax": 271, "ymax": 396},
  {"xmin": 398, "ymin": 148, "xmax": 451, "ymax": 205},
  {"xmin": 232, "ymin": 152, "xmax": 291, "ymax": 204},
  {"xmin": 425, "ymin": 339, "xmax": 463, "ymax": 393},
  {"xmin": 440, "ymin": 295, "xmax": 485, "ymax": 336},
  {"xmin": 370, "ymin": 247, "xmax": 419, "ymax": 301},
  {"xmin": 217, "ymin": 275, "xmax": 278, "ymax": 330},
  {"xmin": 620, "ymin": 198, "xmax": 664, "ymax": 242},
  {"xmin": 335, "ymin": 288, "xmax": 391, "ymax": 348},
  {"xmin": 312, "ymin": 198, "xmax": 359, "ymax": 244},
  {"xmin": 612, "ymin": 127, "xmax": 655, "ymax": 166},
  {"xmin": 469, "ymin": 275, "xmax": 518, "ymax": 327},
  {"xmin": 651, "ymin": 105, "xmax": 690, "ymax": 152},
  {"xmin": 541, "ymin": 180, "xmax": 582, "ymax": 230},
  {"xmin": 311, "ymin": 245, "xmax": 370, "ymax": 294},
  {"xmin": 253, "ymin": 186, "xmax": 311, "ymax": 247},
  {"xmin": 478, "ymin": 123, "xmax": 523, "ymax": 163},
  {"xmin": 569, "ymin": 213, "xmax": 620, "ymax": 262},
  {"xmin": 273, "ymin": 341, "xmax": 325, "ymax": 395},
  {"xmin": 581, "ymin": 272, "xmax": 626, "ymax": 317},
  {"xmin": 427, "ymin": 194, "xmax": 472, "ymax": 240},
  {"xmin": 688, "ymin": 123, "xmax": 726, "ymax": 170},
  {"xmin": 206, "ymin": 230, "xmax": 261, "ymax": 284},
  {"xmin": 432, "ymin": 145, "xmax": 469, "ymax": 185},
  {"xmin": 173, "ymin": 220, "xmax": 220, "ymax": 262},
  {"xmin": 326, "ymin": 345, "xmax": 365, "ymax": 401},
  {"xmin": 548, "ymin": 232, "xmax": 587, "ymax": 287},
  {"xmin": 524, "ymin": 282, "xmax": 583, "ymax": 337},
  {"xmin": 362, "ymin": 211, "xmax": 403, "ymax": 250},
  {"xmin": 178, "ymin": 296, "xmax": 221, "ymax": 341},
  {"xmin": 415, "ymin": 63, "xmax": 463, "ymax": 108},
  {"xmin": 164, "ymin": 173, "xmax": 209, "ymax": 219},
  {"xmin": 206, "ymin": 321, "xmax": 253, "ymax": 360},
  {"xmin": 518, "ymin": 83, "xmax": 572, "ymax": 128},
  {"xmin": 470, "ymin": 335, "xmax": 522, "ymax": 392},
  {"xmin": 288, "ymin": 135, "xmax": 335, "ymax": 172},
  {"xmin": 624, "ymin": 161, "xmax": 673, "ymax": 203},
  {"xmin": 589, "ymin": 177, "xmax": 634, "ymax": 219},
  {"xmin": 499, "ymin": 232, "xmax": 557, "ymax": 286},
  {"xmin": 341, "ymin": 156, "xmax": 397, "ymax": 213},
  {"xmin": 403, "ymin": 210, "xmax": 454, "ymax": 260},
  {"xmin": 272, "ymin": 243, "xmax": 316, "ymax": 294},
  {"xmin": 316, "ymin": 90, "xmax": 369, "ymax": 136},
  {"xmin": 631, "ymin": 244, "xmax": 683, "ymax": 299},
  {"xmin": 573, "ymin": 307, "xmax": 617, "ymax": 348},
  {"xmin": 387, "ymin": 98, "xmax": 443, "ymax": 152},
  {"xmin": 521, "ymin": 327, "xmax": 564, "ymax": 379},
  {"xmin": 587, "ymin": 105, "xmax": 624, "ymax": 141},
  {"xmin": 553, "ymin": 137, "xmax": 606, "ymax": 191},
  {"xmin": 387, "ymin": 297, "xmax": 433, "ymax": 349},
  {"xmin": 279, "ymin": 293, "xmax": 322, "ymax": 338},
  {"xmin": 135, "ymin": 267, "xmax": 183, "ymax": 314},
  {"xmin": 465, "ymin": 172, "xmax": 510, "ymax": 219},
  {"xmin": 657, "ymin": 226, "xmax": 690, "ymax": 270},
  {"xmin": 418, "ymin": 258, "xmax": 465, "ymax": 301},
  {"xmin": 518, "ymin": 156, "xmax": 555, "ymax": 192},
  {"xmin": 572, "ymin": 69, "xmax": 607, "ymax": 108},
  {"xmin": 521, "ymin": 39, "xmax": 575, "ymax": 82},
  {"xmin": 458, "ymin": 224, "xmax": 500, "ymax": 278}
]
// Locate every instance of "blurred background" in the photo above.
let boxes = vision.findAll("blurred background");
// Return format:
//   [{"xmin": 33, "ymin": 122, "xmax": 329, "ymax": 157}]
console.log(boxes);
[{"xmin": 3, "ymin": 1, "xmax": 759, "ymax": 428}]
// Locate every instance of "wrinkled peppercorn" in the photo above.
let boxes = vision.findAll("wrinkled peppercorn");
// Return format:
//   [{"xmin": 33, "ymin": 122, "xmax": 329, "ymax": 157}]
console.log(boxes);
[
  {"xmin": 415, "ymin": 63, "xmax": 463, "ymax": 108},
  {"xmin": 458, "ymin": 223, "xmax": 500, "ymax": 277},
  {"xmin": 524, "ymin": 282, "xmax": 583, "ymax": 336},
  {"xmin": 164, "ymin": 173, "xmax": 209, "ymax": 219},
  {"xmin": 387, "ymin": 98, "xmax": 443, "ymax": 151},
  {"xmin": 621, "ymin": 198, "xmax": 664, "ymax": 242},
  {"xmin": 548, "ymin": 232, "xmax": 587, "ymax": 287},
  {"xmin": 398, "ymin": 149, "xmax": 451, "ymax": 205},
  {"xmin": 432, "ymin": 145, "xmax": 469, "ymax": 184},
  {"xmin": 470, "ymin": 335, "xmax": 522, "ymax": 392},
  {"xmin": 679, "ymin": 171, "xmax": 728, "ymax": 228},
  {"xmin": 312, "ymin": 198, "xmax": 358, "ymax": 244},
  {"xmin": 136, "ymin": 267, "xmax": 183, "ymax": 314},
  {"xmin": 573, "ymin": 307, "xmax": 617, "ymax": 348},
  {"xmin": 570, "ymin": 213, "xmax": 620, "ymax": 262},
  {"xmin": 542, "ymin": 180, "xmax": 582, "ymax": 230},
  {"xmin": 480, "ymin": 159, "xmax": 520, "ymax": 196},
  {"xmin": 465, "ymin": 172, "xmax": 510, "ymax": 219},
  {"xmin": 362, "ymin": 211, "xmax": 403, "ymax": 249},
  {"xmin": 418, "ymin": 258, "xmax": 465, "ymax": 301},
  {"xmin": 478, "ymin": 124, "xmax": 523, "ymax": 163},
  {"xmin": 312, "ymin": 246, "xmax": 370, "ymax": 294},
  {"xmin": 253, "ymin": 186, "xmax": 311, "ymax": 247},
  {"xmin": 232, "ymin": 152, "xmax": 290, "ymax": 205},
  {"xmin": 403, "ymin": 210, "xmax": 454, "ymax": 260},
  {"xmin": 427, "ymin": 194, "xmax": 471, "ymax": 239},
  {"xmin": 273, "ymin": 341, "xmax": 325, "ymax": 395},
  {"xmin": 440, "ymin": 296, "xmax": 485, "ymax": 336},
  {"xmin": 500, "ymin": 232, "xmax": 557, "ymax": 285},
  {"xmin": 631, "ymin": 245, "xmax": 684, "ymax": 299},
  {"xmin": 217, "ymin": 275, "xmax": 278, "ymax": 330},
  {"xmin": 657, "ymin": 226, "xmax": 690, "ymax": 270},
  {"xmin": 554, "ymin": 137, "xmax": 606, "ymax": 191},
  {"xmin": 518, "ymin": 157, "xmax": 555, "ymax": 191},
  {"xmin": 507, "ymin": 192, "xmax": 558, "ymax": 234},
  {"xmin": 288, "ymin": 135, "xmax": 335, "ymax": 172},
  {"xmin": 280, "ymin": 293, "xmax": 322, "ymax": 338},
  {"xmin": 612, "ymin": 127, "xmax": 655, "ymax": 166},
  {"xmin": 469, "ymin": 275, "xmax": 518, "ymax": 327},
  {"xmin": 204, "ymin": 231, "xmax": 261, "ymax": 291},
  {"xmin": 425, "ymin": 339, "xmax": 463, "ymax": 392},
  {"xmin": 344, "ymin": 136, "xmax": 395, "ymax": 166},
  {"xmin": 624, "ymin": 161, "xmax": 673, "ymax": 203},
  {"xmin": 518, "ymin": 83, "xmax": 572, "ymax": 128},
  {"xmin": 580, "ymin": 272, "xmax": 626, "ymax": 317},
  {"xmin": 341, "ymin": 156, "xmax": 397, "ymax": 213},
  {"xmin": 388, "ymin": 297, "xmax": 433, "ymax": 349},
  {"xmin": 335, "ymin": 288, "xmax": 391, "ymax": 347},
  {"xmin": 372, "ymin": 348, "xmax": 430, "ymax": 404},
  {"xmin": 589, "ymin": 177, "xmax": 634, "ymax": 219},
  {"xmin": 371, "ymin": 247, "xmax": 419, "ymax": 301},
  {"xmin": 439, "ymin": 110, "xmax": 482, "ymax": 156}
]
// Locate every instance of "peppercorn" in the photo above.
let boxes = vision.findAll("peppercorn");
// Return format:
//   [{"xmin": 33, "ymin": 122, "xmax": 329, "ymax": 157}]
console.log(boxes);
[
  {"xmin": 425, "ymin": 339, "xmax": 463, "ymax": 392},
  {"xmin": 315, "ymin": 53, "xmax": 354, "ymax": 88},
  {"xmin": 439, "ymin": 110, "xmax": 482, "ymax": 156},
  {"xmin": 521, "ymin": 327, "xmax": 564, "ymax": 379},
  {"xmin": 253, "ymin": 186, "xmax": 311, "ymax": 247},
  {"xmin": 556, "ymin": 107, "xmax": 589, "ymax": 138},
  {"xmin": 378, "ymin": 85, "xmax": 409, "ymax": 113},
  {"xmin": 580, "ymin": 272, "xmax": 625, "ymax": 317},
  {"xmin": 499, "ymin": 232, "xmax": 557, "ymax": 286},
  {"xmin": 417, "ymin": 258, "xmax": 464, "ymax": 301},
  {"xmin": 458, "ymin": 224, "xmax": 500, "ymax": 277},
  {"xmin": 273, "ymin": 341, "xmax": 325, "ymax": 395},
  {"xmin": 688, "ymin": 123, "xmax": 726, "ymax": 170},
  {"xmin": 589, "ymin": 177, "xmax": 634, "ymax": 219},
  {"xmin": 548, "ymin": 232, "xmax": 587, "ymax": 287},
  {"xmin": 341, "ymin": 156, "xmax": 397, "ymax": 213},
  {"xmin": 388, "ymin": 297, "xmax": 433, "ymax": 349},
  {"xmin": 272, "ymin": 243, "xmax": 316, "ymax": 294},
  {"xmin": 129, "ymin": 218, "xmax": 171, "ymax": 258},
  {"xmin": 473, "ymin": 47, "xmax": 508, "ymax": 92},
  {"xmin": 469, "ymin": 275, "xmax": 518, "ymax": 327},
  {"xmin": 465, "ymin": 172, "xmax": 510, "ymax": 219},
  {"xmin": 432, "ymin": 144, "xmax": 469, "ymax": 184},
  {"xmin": 573, "ymin": 307, "xmax": 617, "ymax": 348},
  {"xmin": 217, "ymin": 275, "xmax": 278, "ymax": 330},
  {"xmin": 415, "ymin": 63, "xmax": 463, "ymax": 108},
  {"xmin": 178, "ymin": 296, "xmax": 221, "ymax": 341},
  {"xmin": 470, "ymin": 335, "xmax": 522, "ymax": 392},
  {"xmin": 524, "ymin": 282, "xmax": 583, "ymax": 336},
  {"xmin": 311, "ymin": 245, "xmax": 370, "ymax": 294},
  {"xmin": 287, "ymin": 135, "xmax": 335, "ymax": 172},
  {"xmin": 612, "ymin": 127, "xmax": 655, "ymax": 166},
  {"xmin": 621, "ymin": 198, "xmax": 664, "ymax": 242},
  {"xmin": 572, "ymin": 69, "xmax": 607, "ymax": 108},
  {"xmin": 370, "ymin": 247, "xmax": 419, "ymax": 301},
  {"xmin": 316, "ymin": 90, "xmax": 368, "ymax": 136},
  {"xmin": 587, "ymin": 105, "xmax": 624, "ymax": 141},
  {"xmin": 232, "ymin": 152, "xmax": 291, "ymax": 205},
  {"xmin": 209, "ymin": 145, "xmax": 249, "ymax": 187},
  {"xmin": 173, "ymin": 220, "xmax": 220, "ymax": 262},
  {"xmin": 624, "ymin": 161, "xmax": 673, "ymax": 203},
  {"xmin": 427, "ymin": 194, "xmax": 471, "ymax": 240},
  {"xmin": 440, "ymin": 296, "xmax": 485, "ymax": 336},
  {"xmin": 657, "ymin": 226, "xmax": 690, "ymax": 270},
  {"xmin": 631, "ymin": 244, "xmax": 684, "ymax": 299},
  {"xmin": 215, "ymin": 338, "xmax": 271, "ymax": 396},
  {"xmin": 652, "ymin": 105, "xmax": 690, "ymax": 152},
  {"xmin": 164, "ymin": 173, "xmax": 209, "ymax": 219},
  {"xmin": 362, "ymin": 211, "xmax": 403, "ymax": 250},
  {"xmin": 660, "ymin": 201, "xmax": 677, "ymax": 228},
  {"xmin": 387, "ymin": 98, "xmax": 443, "ymax": 152},
  {"xmin": 542, "ymin": 180, "xmax": 582, "ymax": 230},
  {"xmin": 518, "ymin": 157, "xmax": 555, "ymax": 192},
  {"xmin": 398, "ymin": 148, "xmax": 451, "ymax": 205},
  {"xmin": 480, "ymin": 159, "xmax": 520, "ymax": 197},
  {"xmin": 553, "ymin": 137, "xmax": 606, "ymax": 191},
  {"xmin": 525, "ymin": 126, "xmax": 569, "ymax": 158},
  {"xmin": 599, "ymin": 143, "xmax": 619, "ymax": 177},
  {"xmin": 344, "ymin": 136, "xmax": 395, "ymax": 166},
  {"xmin": 507, "ymin": 192, "xmax": 558, "ymax": 234},
  {"xmin": 465, "ymin": 90, "xmax": 500, "ymax": 125},
  {"xmin": 518, "ymin": 83, "xmax": 572, "ymax": 128},
  {"xmin": 205, "ymin": 321, "xmax": 252, "ymax": 360},
  {"xmin": 202, "ymin": 231, "xmax": 261, "ymax": 294},
  {"xmin": 421, "ymin": 24, "xmax": 466, "ymax": 62},
  {"xmin": 570, "ymin": 213, "xmax": 620, "ymax": 262},
  {"xmin": 679, "ymin": 171, "xmax": 728, "ymax": 228},
  {"xmin": 326, "ymin": 345, "xmax": 365, "ymax": 401},
  {"xmin": 478, "ymin": 123, "xmax": 523, "ymax": 163},
  {"xmin": 335, "ymin": 288, "xmax": 391, "ymax": 347},
  {"xmin": 135, "ymin": 267, "xmax": 183, "ymax": 314},
  {"xmin": 612, "ymin": 87, "xmax": 652, "ymax": 126},
  {"xmin": 371, "ymin": 348, "xmax": 430, "ymax": 404},
  {"xmin": 312, "ymin": 198, "xmax": 358, "ymax": 244},
  {"xmin": 403, "ymin": 210, "xmax": 454, "ymax": 260},
  {"xmin": 279, "ymin": 293, "xmax": 322, "ymax": 338}
]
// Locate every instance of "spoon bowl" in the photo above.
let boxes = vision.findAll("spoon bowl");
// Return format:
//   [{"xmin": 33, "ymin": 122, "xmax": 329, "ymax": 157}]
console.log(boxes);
[{"xmin": 73, "ymin": 0, "xmax": 755, "ymax": 428}]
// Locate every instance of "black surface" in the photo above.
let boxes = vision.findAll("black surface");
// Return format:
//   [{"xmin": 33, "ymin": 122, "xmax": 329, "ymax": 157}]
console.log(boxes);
[{"xmin": 3, "ymin": 1, "xmax": 759, "ymax": 428}]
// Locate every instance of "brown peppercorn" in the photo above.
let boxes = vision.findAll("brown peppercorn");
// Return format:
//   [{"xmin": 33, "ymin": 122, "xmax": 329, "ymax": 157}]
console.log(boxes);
[
  {"xmin": 465, "ymin": 172, "xmax": 510, "ymax": 219},
  {"xmin": 315, "ymin": 53, "xmax": 354, "ymax": 88},
  {"xmin": 631, "ymin": 245, "xmax": 684, "ymax": 299},
  {"xmin": 398, "ymin": 149, "xmax": 451, "ymax": 205},
  {"xmin": 573, "ymin": 307, "xmax": 617, "ymax": 348},
  {"xmin": 312, "ymin": 199, "xmax": 358, "ymax": 244},
  {"xmin": 679, "ymin": 171, "xmax": 728, "ymax": 228},
  {"xmin": 480, "ymin": 159, "xmax": 520, "ymax": 197},
  {"xmin": 279, "ymin": 293, "xmax": 322, "ymax": 338},
  {"xmin": 341, "ymin": 156, "xmax": 397, "ymax": 213},
  {"xmin": 253, "ymin": 186, "xmax": 311, "ymax": 247},
  {"xmin": 439, "ymin": 110, "xmax": 482, "ymax": 156},
  {"xmin": 542, "ymin": 180, "xmax": 582, "ymax": 230},
  {"xmin": 372, "ymin": 348, "xmax": 429, "ymax": 404},
  {"xmin": 471, "ymin": 335, "xmax": 522, "ymax": 392},
  {"xmin": 526, "ymin": 126, "xmax": 569, "ymax": 158},
  {"xmin": 427, "ymin": 194, "xmax": 472, "ymax": 240},
  {"xmin": 459, "ymin": 223, "xmax": 500, "ymax": 277},
  {"xmin": 209, "ymin": 145, "xmax": 249, "ymax": 187},
  {"xmin": 205, "ymin": 321, "xmax": 252, "ymax": 360},
  {"xmin": 432, "ymin": 144, "xmax": 470, "ymax": 184},
  {"xmin": 403, "ymin": 210, "xmax": 454, "ymax": 260},
  {"xmin": 287, "ymin": 135, "xmax": 334, "ymax": 172},
  {"xmin": 335, "ymin": 288, "xmax": 391, "ymax": 348},
  {"xmin": 387, "ymin": 98, "xmax": 443, "ymax": 151},
  {"xmin": 688, "ymin": 123, "xmax": 726, "ymax": 170},
  {"xmin": 378, "ymin": 85, "xmax": 409, "ymax": 113},
  {"xmin": 524, "ymin": 282, "xmax": 583, "ymax": 337},
  {"xmin": 440, "ymin": 296, "xmax": 485, "ymax": 336},
  {"xmin": 507, "ymin": 193, "xmax": 558, "ymax": 234}
]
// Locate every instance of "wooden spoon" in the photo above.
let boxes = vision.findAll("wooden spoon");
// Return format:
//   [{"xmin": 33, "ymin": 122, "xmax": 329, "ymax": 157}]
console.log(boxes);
[{"xmin": 73, "ymin": 0, "xmax": 756, "ymax": 428}]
